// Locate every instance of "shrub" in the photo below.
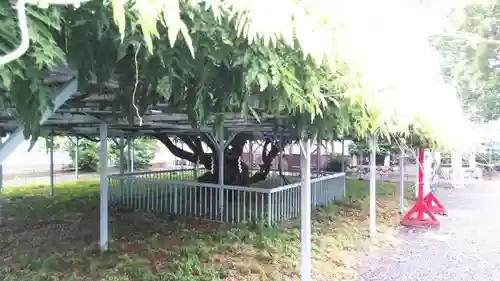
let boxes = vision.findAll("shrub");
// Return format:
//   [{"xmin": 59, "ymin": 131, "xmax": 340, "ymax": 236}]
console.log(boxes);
[
  {"xmin": 325, "ymin": 154, "xmax": 348, "ymax": 172},
  {"xmin": 67, "ymin": 138, "xmax": 100, "ymax": 171},
  {"xmin": 110, "ymin": 138, "xmax": 156, "ymax": 170},
  {"xmin": 66, "ymin": 137, "xmax": 156, "ymax": 172}
]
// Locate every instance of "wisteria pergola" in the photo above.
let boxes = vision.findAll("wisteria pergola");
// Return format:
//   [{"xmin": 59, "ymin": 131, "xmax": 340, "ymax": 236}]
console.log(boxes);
[{"xmin": 0, "ymin": 68, "xmax": 360, "ymax": 281}]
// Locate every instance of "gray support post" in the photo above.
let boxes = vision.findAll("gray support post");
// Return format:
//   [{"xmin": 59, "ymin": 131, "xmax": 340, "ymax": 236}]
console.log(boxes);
[
  {"xmin": 299, "ymin": 135, "xmax": 312, "ymax": 281},
  {"xmin": 128, "ymin": 138, "xmax": 134, "ymax": 172},
  {"xmin": 74, "ymin": 137, "xmax": 79, "ymax": 179},
  {"xmin": 341, "ymin": 139, "xmax": 345, "ymax": 172},
  {"xmin": 119, "ymin": 136, "xmax": 125, "ymax": 191},
  {"xmin": 249, "ymin": 141, "xmax": 254, "ymax": 170},
  {"xmin": 217, "ymin": 126, "xmax": 225, "ymax": 219},
  {"xmin": 119, "ymin": 136, "xmax": 125, "ymax": 175},
  {"xmin": 0, "ymin": 137, "xmax": 3, "ymax": 190},
  {"xmin": 369, "ymin": 134, "xmax": 377, "ymax": 239},
  {"xmin": 49, "ymin": 136, "xmax": 55, "ymax": 196},
  {"xmin": 399, "ymin": 142, "xmax": 405, "ymax": 214},
  {"xmin": 278, "ymin": 126, "xmax": 285, "ymax": 184},
  {"xmin": 99, "ymin": 123, "xmax": 109, "ymax": 251},
  {"xmin": 341, "ymin": 139, "xmax": 346, "ymax": 197},
  {"xmin": 488, "ymin": 148, "xmax": 492, "ymax": 179},
  {"xmin": 193, "ymin": 134, "xmax": 199, "ymax": 179},
  {"xmin": 415, "ymin": 148, "xmax": 420, "ymax": 197},
  {"xmin": 193, "ymin": 157, "xmax": 199, "ymax": 179},
  {"xmin": 357, "ymin": 150, "xmax": 364, "ymax": 179},
  {"xmin": 180, "ymin": 141, "xmax": 185, "ymax": 171},
  {"xmin": 279, "ymin": 150, "xmax": 284, "ymax": 185},
  {"xmin": 0, "ymin": 137, "xmax": 3, "ymax": 226},
  {"xmin": 315, "ymin": 139, "xmax": 321, "ymax": 176}
]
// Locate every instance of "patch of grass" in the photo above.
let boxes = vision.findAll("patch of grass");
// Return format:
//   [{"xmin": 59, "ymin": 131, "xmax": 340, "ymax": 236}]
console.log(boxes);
[
  {"xmin": 0, "ymin": 178, "xmax": 408, "ymax": 281},
  {"xmin": 3, "ymin": 179, "xmax": 100, "ymax": 196},
  {"xmin": 345, "ymin": 179, "xmax": 414, "ymax": 207}
]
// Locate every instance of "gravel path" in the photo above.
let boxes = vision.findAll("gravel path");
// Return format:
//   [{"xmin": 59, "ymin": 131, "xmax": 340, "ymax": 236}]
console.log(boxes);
[{"xmin": 355, "ymin": 181, "xmax": 500, "ymax": 281}]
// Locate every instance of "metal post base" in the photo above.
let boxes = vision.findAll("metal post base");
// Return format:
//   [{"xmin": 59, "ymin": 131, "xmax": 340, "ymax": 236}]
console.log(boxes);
[
  {"xmin": 401, "ymin": 198, "xmax": 440, "ymax": 228},
  {"xmin": 401, "ymin": 149, "xmax": 441, "ymax": 228},
  {"xmin": 423, "ymin": 191, "xmax": 447, "ymax": 216}
]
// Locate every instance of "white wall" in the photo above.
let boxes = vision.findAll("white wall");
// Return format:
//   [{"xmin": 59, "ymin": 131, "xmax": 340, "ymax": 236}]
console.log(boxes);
[
  {"xmin": 1, "ymin": 138, "xmax": 172, "ymax": 174},
  {"xmin": 2, "ymin": 139, "xmax": 71, "ymax": 174}
]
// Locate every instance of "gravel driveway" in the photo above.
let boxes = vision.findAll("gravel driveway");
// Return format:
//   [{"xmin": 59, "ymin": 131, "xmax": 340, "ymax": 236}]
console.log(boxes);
[{"xmin": 355, "ymin": 181, "xmax": 500, "ymax": 281}]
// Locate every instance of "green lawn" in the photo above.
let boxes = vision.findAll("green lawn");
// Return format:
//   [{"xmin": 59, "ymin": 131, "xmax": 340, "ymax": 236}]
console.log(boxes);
[{"xmin": 0, "ymin": 178, "xmax": 412, "ymax": 281}]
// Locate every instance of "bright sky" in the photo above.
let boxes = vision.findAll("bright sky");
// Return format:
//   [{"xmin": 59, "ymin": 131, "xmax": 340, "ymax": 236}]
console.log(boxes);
[
  {"xmin": 321, "ymin": 0, "xmax": 478, "ymax": 149},
  {"xmin": 233, "ymin": 0, "xmax": 480, "ymax": 149}
]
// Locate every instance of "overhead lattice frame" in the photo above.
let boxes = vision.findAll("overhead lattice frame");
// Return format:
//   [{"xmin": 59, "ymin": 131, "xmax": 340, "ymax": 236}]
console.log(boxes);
[{"xmin": 0, "ymin": 68, "xmax": 302, "ymax": 139}]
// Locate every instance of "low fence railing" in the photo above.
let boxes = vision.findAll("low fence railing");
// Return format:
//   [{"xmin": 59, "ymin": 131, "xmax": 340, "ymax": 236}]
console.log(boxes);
[
  {"xmin": 108, "ymin": 169, "xmax": 346, "ymax": 225},
  {"xmin": 118, "ymin": 168, "xmax": 302, "ymax": 181}
]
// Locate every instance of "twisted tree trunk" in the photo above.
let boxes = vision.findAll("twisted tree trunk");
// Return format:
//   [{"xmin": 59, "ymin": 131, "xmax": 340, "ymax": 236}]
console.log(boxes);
[{"xmin": 155, "ymin": 133, "xmax": 287, "ymax": 186}]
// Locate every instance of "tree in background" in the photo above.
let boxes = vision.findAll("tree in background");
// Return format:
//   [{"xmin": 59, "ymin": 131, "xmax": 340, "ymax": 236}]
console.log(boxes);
[
  {"xmin": 347, "ymin": 139, "xmax": 407, "ymax": 166},
  {"xmin": 348, "ymin": 141, "xmax": 399, "ymax": 157},
  {"xmin": 325, "ymin": 153, "xmax": 349, "ymax": 172},
  {"xmin": 66, "ymin": 138, "xmax": 100, "ymax": 171},
  {"xmin": 36, "ymin": 136, "xmax": 65, "ymax": 152},
  {"xmin": 109, "ymin": 138, "xmax": 156, "ymax": 170},
  {"xmin": 65, "ymin": 137, "xmax": 156, "ymax": 172},
  {"xmin": 436, "ymin": 1, "xmax": 500, "ymax": 122}
]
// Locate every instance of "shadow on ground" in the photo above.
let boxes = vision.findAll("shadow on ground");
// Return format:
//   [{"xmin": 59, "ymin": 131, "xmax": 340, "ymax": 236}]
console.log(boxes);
[{"xmin": 0, "ymin": 179, "xmax": 409, "ymax": 281}]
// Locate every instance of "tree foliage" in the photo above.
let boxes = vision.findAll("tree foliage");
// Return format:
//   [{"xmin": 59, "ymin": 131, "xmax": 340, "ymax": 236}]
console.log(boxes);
[
  {"xmin": 0, "ymin": 4, "xmax": 65, "ymax": 139},
  {"xmin": 0, "ymin": 1, "xmax": 383, "ymax": 186},
  {"xmin": 66, "ymin": 138, "xmax": 99, "ymax": 171},
  {"xmin": 110, "ymin": 138, "xmax": 155, "ymax": 170},
  {"xmin": 2, "ymin": 0, "xmax": 485, "ymax": 186},
  {"xmin": 106, "ymin": 0, "xmax": 343, "ymax": 66},
  {"xmin": 436, "ymin": 1, "xmax": 500, "ymax": 122},
  {"xmin": 1, "ymin": 0, "xmax": 478, "ymax": 159},
  {"xmin": 325, "ymin": 153, "xmax": 348, "ymax": 172},
  {"xmin": 65, "ymin": 137, "xmax": 155, "ymax": 171},
  {"xmin": 348, "ymin": 141, "xmax": 398, "ymax": 156},
  {"xmin": 1, "ymin": 1, "xmax": 372, "ymax": 142},
  {"xmin": 37, "ymin": 136, "xmax": 66, "ymax": 151}
]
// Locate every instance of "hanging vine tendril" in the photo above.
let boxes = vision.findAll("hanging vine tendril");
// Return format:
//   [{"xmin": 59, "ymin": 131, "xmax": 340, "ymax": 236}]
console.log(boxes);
[
  {"xmin": 211, "ymin": 155, "xmax": 215, "ymax": 174},
  {"xmin": 1, "ymin": 0, "xmax": 88, "ymax": 65},
  {"xmin": 1, "ymin": 0, "xmax": 29, "ymax": 65},
  {"xmin": 131, "ymin": 44, "xmax": 143, "ymax": 126},
  {"xmin": 237, "ymin": 156, "xmax": 242, "ymax": 173}
]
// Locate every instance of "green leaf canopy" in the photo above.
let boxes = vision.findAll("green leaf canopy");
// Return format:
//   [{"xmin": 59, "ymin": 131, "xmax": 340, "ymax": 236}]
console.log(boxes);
[{"xmin": 0, "ymin": 0, "xmax": 477, "ymax": 149}]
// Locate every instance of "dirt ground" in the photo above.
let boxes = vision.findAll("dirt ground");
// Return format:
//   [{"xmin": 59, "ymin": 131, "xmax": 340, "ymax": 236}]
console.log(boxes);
[
  {"xmin": 354, "ymin": 180, "xmax": 500, "ymax": 281},
  {"xmin": 0, "ymin": 179, "xmax": 409, "ymax": 281}
]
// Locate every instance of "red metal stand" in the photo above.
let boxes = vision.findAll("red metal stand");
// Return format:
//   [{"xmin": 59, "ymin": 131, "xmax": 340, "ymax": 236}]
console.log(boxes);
[
  {"xmin": 401, "ymin": 149, "xmax": 440, "ymax": 228},
  {"xmin": 424, "ymin": 191, "xmax": 447, "ymax": 215}
]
